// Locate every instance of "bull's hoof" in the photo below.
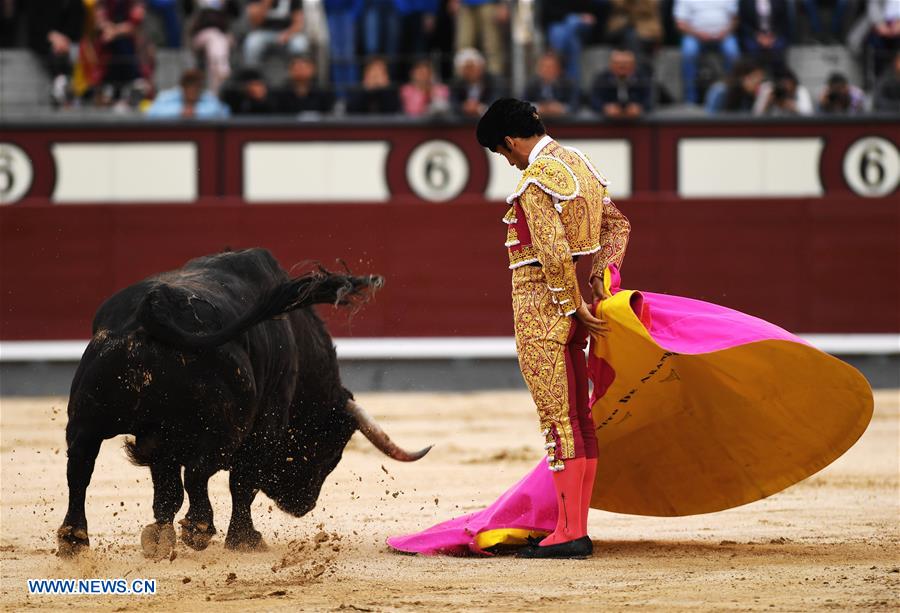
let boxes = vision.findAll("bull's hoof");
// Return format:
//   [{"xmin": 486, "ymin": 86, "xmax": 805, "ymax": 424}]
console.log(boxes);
[
  {"xmin": 179, "ymin": 518, "xmax": 216, "ymax": 551},
  {"xmin": 224, "ymin": 528, "xmax": 267, "ymax": 552},
  {"xmin": 141, "ymin": 522, "xmax": 176, "ymax": 560},
  {"xmin": 57, "ymin": 525, "xmax": 90, "ymax": 558}
]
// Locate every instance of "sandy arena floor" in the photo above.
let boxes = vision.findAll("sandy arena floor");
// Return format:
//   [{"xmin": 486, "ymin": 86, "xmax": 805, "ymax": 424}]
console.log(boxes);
[{"xmin": 1, "ymin": 390, "xmax": 898, "ymax": 612}]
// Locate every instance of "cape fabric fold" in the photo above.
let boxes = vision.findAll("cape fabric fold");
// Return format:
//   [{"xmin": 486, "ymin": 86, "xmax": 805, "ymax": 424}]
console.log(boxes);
[{"xmin": 387, "ymin": 266, "xmax": 873, "ymax": 555}]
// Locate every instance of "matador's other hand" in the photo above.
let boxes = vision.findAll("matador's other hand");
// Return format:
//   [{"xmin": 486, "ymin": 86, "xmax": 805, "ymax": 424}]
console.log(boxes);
[
  {"xmin": 591, "ymin": 275, "xmax": 611, "ymax": 302},
  {"xmin": 575, "ymin": 300, "xmax": 609, "ymax": 337}
]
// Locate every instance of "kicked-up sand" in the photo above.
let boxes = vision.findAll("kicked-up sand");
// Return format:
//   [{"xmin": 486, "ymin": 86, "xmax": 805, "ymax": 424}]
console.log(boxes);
[{"xmin": 1, "ymin": 390, "xmax": 898, "ymax": 612}]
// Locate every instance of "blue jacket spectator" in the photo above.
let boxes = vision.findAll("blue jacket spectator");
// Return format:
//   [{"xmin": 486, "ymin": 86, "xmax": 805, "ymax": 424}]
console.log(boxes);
[
  {"xmin": 591, "ymin": 48, "xmax": 652, "ymax": 119},
  {"xmin": 524, "ymin": 51, "xmax": 579, "ymax": 116},
  {"xmin": 146, "ymin": 69, "xmax": 230, "ymax": 118}
]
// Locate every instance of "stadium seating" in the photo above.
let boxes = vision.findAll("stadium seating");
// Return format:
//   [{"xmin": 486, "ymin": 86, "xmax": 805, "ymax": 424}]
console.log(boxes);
[{"xmin": 0, "ymin": 50, "xmax": 51, "ymax": 116}]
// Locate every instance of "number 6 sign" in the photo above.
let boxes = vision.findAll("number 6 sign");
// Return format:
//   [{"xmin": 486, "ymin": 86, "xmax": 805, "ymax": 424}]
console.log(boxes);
[
  {"xmin": 842, "ymin": 136, "xmax": 900, "ymax": 198},
  {"xmin": 406, "ymin": 140, "xmax": 470, "ymax": 202},
  {"xmin": 0, "ymin": 143, "xmax": 34, "ymax": 204}
]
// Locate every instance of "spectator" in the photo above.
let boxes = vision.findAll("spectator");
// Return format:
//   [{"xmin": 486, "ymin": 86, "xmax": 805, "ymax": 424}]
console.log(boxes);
[
  {"xmin": 188, "ymin": 0, "xmax": 240, "ymax": 94},
  {"xmin": 591, "ymin": 47, "xmax": 652, "ymax": 119},
  {"xmin": 146, "ymin": 0, "xmax": 181, "ymax": 48},
  {"xmin": 739, "ymin": 0, "xmax": 790, "ymax": 72},
  {"xmin": 542, "ymin": 0, "xmax": 603, "ymax": 84},
  {"xmin": 449, "ymin": 0, "xmax": 508, "ymax": 76},
  {"xmin": 243, "ymin": 0, "xmax": 308, "ymax": 68},
  {"xmin": 450, "ymin": 47, "xmax": 502, "ymax": 117},
  {"xmin": 817, "ymin": 72, "xmax": 867, "ymax": 114},
  {"xmin": 363, "ymin": 0, "xmax": 398, "ymax": 58},
  {"xmin": 674, "ymin": 0, "xmax": 741, "ymax": 105},
  {"xmin": 705, "ymin": 57, "xmax": 764, "ymax": 113},
  {"xmin": 868, "ymin": 0, "xmax": 900, "ymax": 77},
  {"xmin": 524, "ymin": 51, "xmax": 578, "ymax": 117},
  {"xmin": 396, "ymin": 1, "xmax": 439, "ymax": 79},
  {"xmin": 324, "ymin": 0, "xmax": 362, "ymax": 99},
  {"xmin": 95, "ymin": 0, "xmax": 153, "ymax": 105},
  {"xmin": 347, "ymin": 56, "xmax": 401, "ymax": 113},
  {"xmin": 25, "ymin": 0, "xmax": 85, "ymax": 107},
  {"xmin": 873, "ymin": 51, "xmax": 900, "ymax": 112},
  {"xmin": 753, "ymin": 68, "xmax": 814, "ymax": 116},
  {"xmin": 146, "ymin": 68, "xmax": 230, "ymax": 117},
  {"xmin": 799, "ymin": 0, "xmax": 849, "ymax": 43},
  {"xmin": 223, "ymin": 68, "xmax": 276, "ymax": 114},
  {"xmin": 605, "ymin": 0, "xmax": 663, "ymax": 61},
  {"xmin": 400, "ymin": 58, "xmax": 450, "ymax": 116},
  {"xmin": 276, "ymin": 55, "xmax": 335, "ymax": 114}
]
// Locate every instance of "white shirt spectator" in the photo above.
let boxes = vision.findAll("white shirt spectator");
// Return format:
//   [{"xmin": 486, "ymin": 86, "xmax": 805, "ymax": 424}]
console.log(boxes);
[
  {"xmin": 868, "ymin": 0, "xmax": 900, "ymax": 24},
  {"xmin": 674, "ymin": 0, "xmax": 739, "ymax": 36}
]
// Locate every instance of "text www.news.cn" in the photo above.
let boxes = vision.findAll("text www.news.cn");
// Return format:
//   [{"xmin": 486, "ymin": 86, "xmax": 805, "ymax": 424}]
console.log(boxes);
[{"xmin": 27, "ymin": 579, "xmax": 156, "ymax": 595}]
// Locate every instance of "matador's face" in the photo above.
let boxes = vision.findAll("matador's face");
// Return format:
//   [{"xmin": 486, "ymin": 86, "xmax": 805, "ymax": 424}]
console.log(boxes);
[{"xmin": 496, "ymin": 138, "xmax": 530, "ymax": 171}]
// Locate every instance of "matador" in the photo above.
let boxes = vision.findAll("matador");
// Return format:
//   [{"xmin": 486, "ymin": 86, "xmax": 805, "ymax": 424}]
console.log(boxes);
[{"xmin": 476, "ymin": 98, "xmax": 631, "ymax": 558}]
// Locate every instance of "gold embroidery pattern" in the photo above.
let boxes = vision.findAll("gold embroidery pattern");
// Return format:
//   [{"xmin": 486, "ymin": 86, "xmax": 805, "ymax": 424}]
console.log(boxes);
[
  {"xmin": 505, "ymin": 226, "xmax": 519, "ymax": 247},
  {"xmin": 555, "ymin": 145, "xmax": 605, "ymax": 258},
  {"xmin": 590, "ymin": 196, "xmax": 631, "ymax": 280},
  {"xmin": 512, "ymin": 265, "xmax": 576, "ymax": 460},
  {"xmin": 508, "ymin": 245, "xmax": 539, "ymax": 268},
  {"xmin": 518, "ymin": 184, "xmax": 581, "ymax": 312},
  {"xmin": 509, "ymin": 157, "xmax": 578, "ymax": 203}
]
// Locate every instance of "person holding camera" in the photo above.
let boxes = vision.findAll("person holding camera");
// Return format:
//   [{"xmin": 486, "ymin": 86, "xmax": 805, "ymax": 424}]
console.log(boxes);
[
  {"xmin": 817, "ymin": 72, "xmax": 867, "ymax": 114},
  {"xmin": 752, "ymin": 68, "xmax": 813, "ymax": 116}
]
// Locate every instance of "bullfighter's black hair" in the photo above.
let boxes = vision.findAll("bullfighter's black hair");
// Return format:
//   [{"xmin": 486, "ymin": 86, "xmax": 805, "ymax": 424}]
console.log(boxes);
[{"xmin": 476, "ymin": 98, "xmax": 546, "ymax": 152}]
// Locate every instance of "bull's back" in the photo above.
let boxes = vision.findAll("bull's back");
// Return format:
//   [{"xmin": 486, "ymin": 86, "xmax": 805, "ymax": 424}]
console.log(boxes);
[{"xmin": 67, "ymin": 326, "xmax": 258, "ymax": 453}]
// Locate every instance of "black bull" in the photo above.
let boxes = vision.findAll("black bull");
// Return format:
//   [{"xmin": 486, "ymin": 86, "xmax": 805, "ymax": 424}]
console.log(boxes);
[{"xmin": 57, "ymin": 249, "xmax": 430, "ymax": 558}]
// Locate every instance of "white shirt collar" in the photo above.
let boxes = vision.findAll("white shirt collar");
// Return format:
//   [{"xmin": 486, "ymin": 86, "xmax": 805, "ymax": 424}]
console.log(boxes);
[{"xmin": 528, "ymin": 134, "xmax": 554, "ymax": 165}]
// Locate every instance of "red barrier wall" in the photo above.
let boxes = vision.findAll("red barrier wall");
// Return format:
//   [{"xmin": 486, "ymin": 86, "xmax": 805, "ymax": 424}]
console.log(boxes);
[
  {"xmin": 1, "ymin": 119, "xmax": 898, "ymax": 340},
  {"xmin": 2, "ymin": 197, "xmax": 897, "ymax": 340}
]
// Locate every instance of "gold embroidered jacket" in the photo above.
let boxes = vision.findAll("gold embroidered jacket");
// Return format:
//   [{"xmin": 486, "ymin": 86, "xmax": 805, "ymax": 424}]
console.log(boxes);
[{"xmin": 504, "ymin": 140, "xmax": 631, "ymax": 314}]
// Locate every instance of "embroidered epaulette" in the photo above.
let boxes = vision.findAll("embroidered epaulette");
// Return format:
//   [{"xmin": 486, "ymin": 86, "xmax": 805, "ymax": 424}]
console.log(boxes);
[
  {"xmin": 506, "ymin": 156, "xmax": 579, "ymax": 204},
  {"xmin": 565, "ymin": 146, "xmax": 610, "ymax": 187}
]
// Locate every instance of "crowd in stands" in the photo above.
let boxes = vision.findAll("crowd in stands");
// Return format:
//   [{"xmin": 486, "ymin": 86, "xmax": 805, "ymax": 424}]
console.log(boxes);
[{"xmin": 1, "ymin": 0, "xmax": 899, "ymax": 118}]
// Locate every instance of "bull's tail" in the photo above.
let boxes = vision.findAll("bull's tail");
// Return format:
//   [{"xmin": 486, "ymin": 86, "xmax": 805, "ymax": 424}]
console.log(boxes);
[
  {"xmin": 138, "ymin": 270, "xmax": 383, "ymax": 350},
  {"xmin": 123, "ymin": 434, "xmax": 157, "ymax": 466}
]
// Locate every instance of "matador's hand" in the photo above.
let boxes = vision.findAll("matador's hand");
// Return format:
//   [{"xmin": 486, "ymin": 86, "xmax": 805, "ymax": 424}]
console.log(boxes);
[
  {"xmin": 591, "ymin": 275, "xmax": 611, "ymax": 302},
  {"xmin": 575, "ymin": 300, "xmax": 609, "ymax": 337}
]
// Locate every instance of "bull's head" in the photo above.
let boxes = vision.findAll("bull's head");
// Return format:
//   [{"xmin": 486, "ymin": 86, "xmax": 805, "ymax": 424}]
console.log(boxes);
[{"xmin": 261, "ymin": 399, "xmax": 432, "ymax": 517}]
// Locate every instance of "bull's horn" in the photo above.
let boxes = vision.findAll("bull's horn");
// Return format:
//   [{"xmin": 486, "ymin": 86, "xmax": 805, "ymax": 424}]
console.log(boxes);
[{"xmin": 345, "ymin": 399, "xmax": 432, "ymax": 462}]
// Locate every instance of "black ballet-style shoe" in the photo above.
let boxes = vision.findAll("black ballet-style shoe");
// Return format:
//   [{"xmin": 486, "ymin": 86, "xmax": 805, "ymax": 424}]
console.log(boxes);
[{"xmin": 517, "ymin": 536, "xmax": 593, "ymax": 559}]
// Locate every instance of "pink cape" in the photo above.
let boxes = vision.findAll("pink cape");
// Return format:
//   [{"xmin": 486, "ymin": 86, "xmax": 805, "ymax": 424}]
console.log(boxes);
[{"xmin": 387, "ymin": 266, "xmax": 873, "ymax": 555}]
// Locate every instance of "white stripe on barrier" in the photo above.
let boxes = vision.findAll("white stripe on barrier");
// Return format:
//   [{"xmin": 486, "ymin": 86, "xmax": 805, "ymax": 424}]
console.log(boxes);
[{"xmin": 0, "ymin": 335, "xmax": 897, "ymax": 362}]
